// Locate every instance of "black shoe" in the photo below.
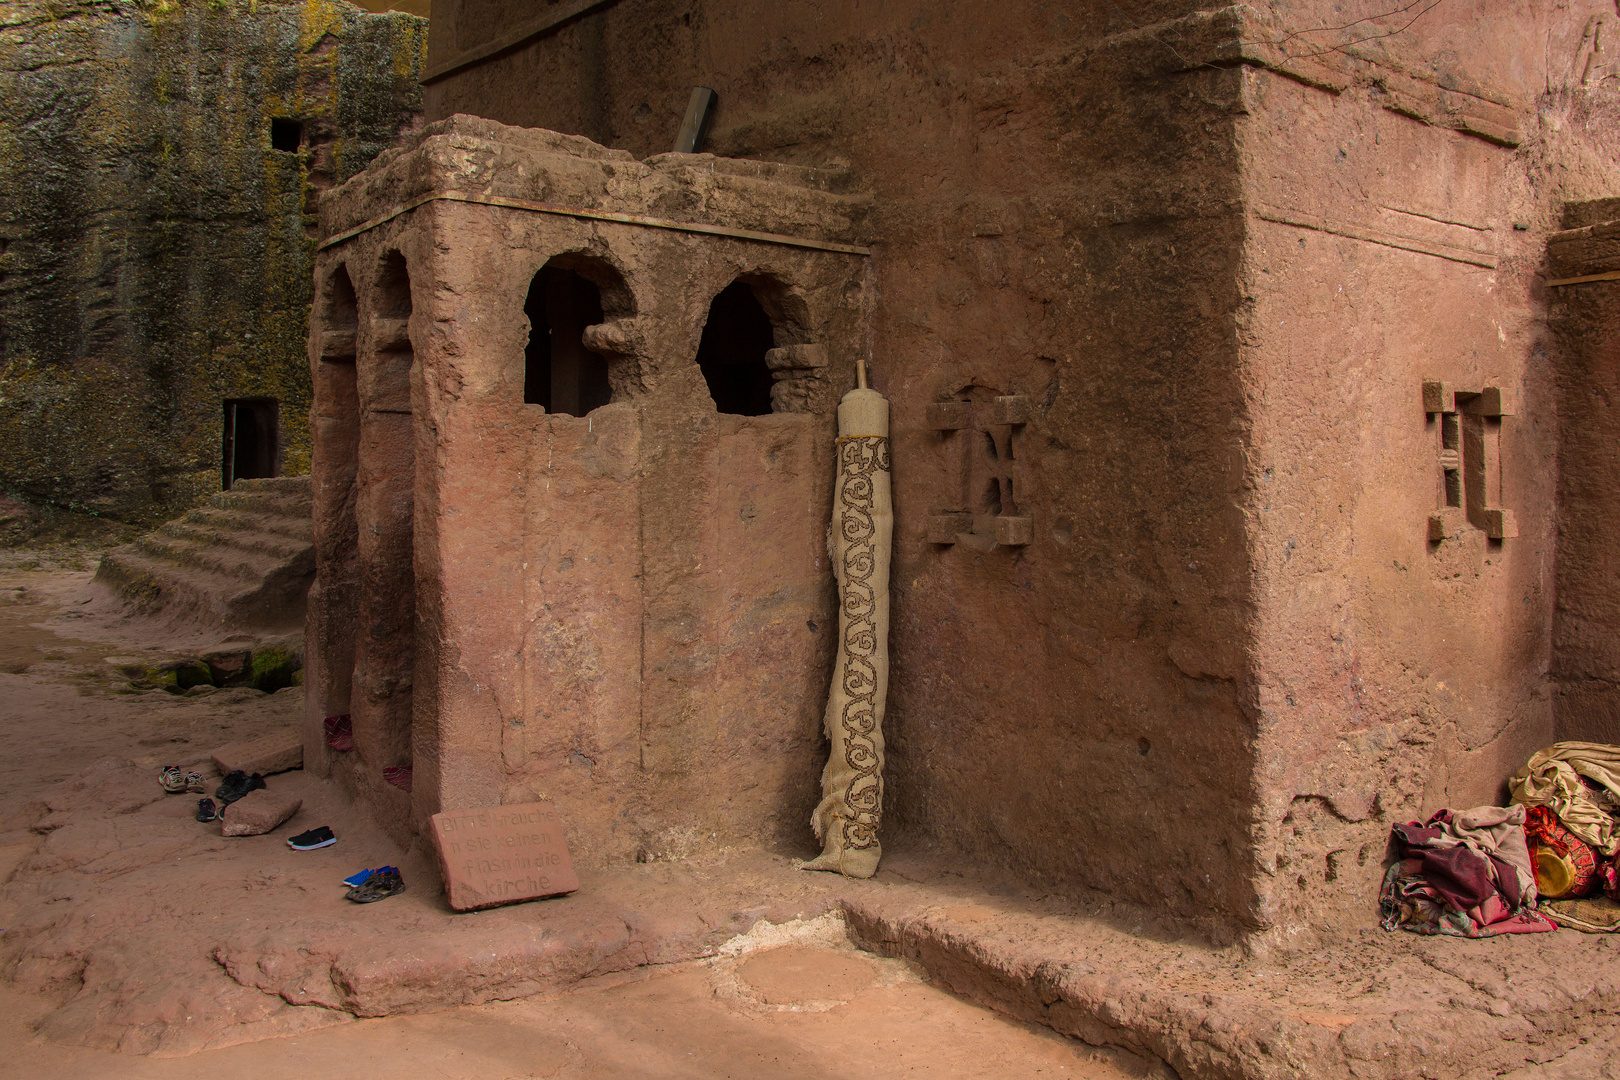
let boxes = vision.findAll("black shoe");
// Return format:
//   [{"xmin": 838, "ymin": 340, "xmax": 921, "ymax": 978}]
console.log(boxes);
[
  {"xmin": 215, "ymin": 770, "xmax": 267, "ymax": 805},
  {"xmin": 288, "ymin": 826, "xmax": 337, "ymax": 850},
  {"xmin": 214, "ymin": 770, "xmax": 246, "ymax": 802},
  {"xmin": 345, "ymin": 867, "xmax": 405, "ymax": 903},
  {"xmin": 195, "ymin": 798, "xmax": 218, "ymax": 822}
]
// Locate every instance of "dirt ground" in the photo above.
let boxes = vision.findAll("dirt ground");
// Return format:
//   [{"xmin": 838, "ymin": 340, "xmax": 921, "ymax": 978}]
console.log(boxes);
[
  {"xmin": 0, "ymin": 555, "xmax": 1157, "ymax": 1080},
  {"xmin": 8, "ymin": 550, "xmax": 1620, "ymax": 1080}
]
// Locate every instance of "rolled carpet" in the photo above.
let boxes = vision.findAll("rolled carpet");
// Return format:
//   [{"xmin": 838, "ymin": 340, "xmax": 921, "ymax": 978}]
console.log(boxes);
[{"xmin": 804, "ymin": 367, "xmax": 891, "ymax": 879}]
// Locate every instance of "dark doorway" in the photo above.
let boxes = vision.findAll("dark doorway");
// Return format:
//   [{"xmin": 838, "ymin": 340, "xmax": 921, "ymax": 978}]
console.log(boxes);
[
  {"xmin": 524, "ymin": 265, "xmax": 612, "ymax": 416},
  {"xmin": 695, "ymin": 281, "xmax": 775, "ymax": 416},
  {"xmin": 222, "ymin": 398, "xmax": 279, "ymax": 489}
]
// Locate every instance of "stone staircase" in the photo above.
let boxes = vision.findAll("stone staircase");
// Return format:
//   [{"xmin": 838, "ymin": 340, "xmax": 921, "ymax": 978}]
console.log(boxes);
[{"xmin": 94, "ymin": 476, "xmax": 314, "ymax": 632}]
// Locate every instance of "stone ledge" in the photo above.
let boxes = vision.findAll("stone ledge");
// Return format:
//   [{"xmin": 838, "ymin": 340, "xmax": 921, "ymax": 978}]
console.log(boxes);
[
  {"xmin": 841, "ymin": 887, "xmax": 1620, "ymax": 1080},
  {"xmin": 212, "ymin": 727, "xmax": 303, "ymax": 777}
]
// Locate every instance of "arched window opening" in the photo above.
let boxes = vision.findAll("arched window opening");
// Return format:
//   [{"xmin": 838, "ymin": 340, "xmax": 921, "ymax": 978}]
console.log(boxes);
[
  {"xmin": 311, "ymin": 264, "xmax": 361, "ymax": 724},
  {"xmin": 356, "ymin": 250, "xmax": 414, "ymax": 774},
  {"xmin": 323, "ymin": 264, "xmax": 358, "ymax": 337},
  {"xmin": 695, "ymin": 280, "xmax": 775, "ymax": 416},
  {"xmin": 524, "ymin": 265, "xmax": 611, "ymax": 416},
  {"xmin": 375, "ymin": 251, "xmax": 412, "ymax": 323}
]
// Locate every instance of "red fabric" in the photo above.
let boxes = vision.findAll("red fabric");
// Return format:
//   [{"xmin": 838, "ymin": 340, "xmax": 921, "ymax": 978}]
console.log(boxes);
[
  {"xmin": 324, "ymin": 714, "xmax": 354, "ymax": 752},
  {"xmin": 1381, "ymin": 808, "xmax": 1553, "ymax": 938},
  {"xmin": 1525, "ymin": 805, "xmax": 1600, "ymax": 898},
  {"xmin": 383, "ymin": 765, "xmax": 413, "ymax": 792},
  {"xmin": 1420, "ymin": 845, "xmax": 1496, "ymax": 911}
]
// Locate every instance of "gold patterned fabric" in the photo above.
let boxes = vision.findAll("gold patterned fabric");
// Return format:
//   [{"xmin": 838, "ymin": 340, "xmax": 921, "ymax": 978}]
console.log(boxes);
[
  {"xmin": 804, "ymin": 387, "xmax": 891, "ymax": 879},
  {"xmin": 1510, "ymin": 742, "xmax": 1620, "ymax": 856}
]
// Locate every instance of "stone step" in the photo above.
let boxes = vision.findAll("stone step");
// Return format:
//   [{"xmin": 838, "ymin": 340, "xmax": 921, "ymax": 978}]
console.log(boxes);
[
  {"xmin": 209, "ymin": 477, "xmax": 312, "ymax": 519},
  {"xmin": 181, "ymin": 506, "xmax": 311, "ymax": 543},
  {"xmin": 159, "ymin": 516, "xmax": 311, "ymax": 560},
  {"xmin": 95, "ymin": 547, "xmax": 262, "ymax": 626},
  {"xmin": 133, "ymin": 532, "xmax": 291, "ymax": 584},
  {"xmin": 94, "ymin": 474, "xmax": 315, "ymax": 632}
]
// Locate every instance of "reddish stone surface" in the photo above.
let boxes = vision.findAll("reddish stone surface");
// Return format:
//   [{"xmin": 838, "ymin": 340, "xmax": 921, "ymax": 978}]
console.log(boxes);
[
  {"xmin": 211, "ymin": 728, "xmax": 302, "ymax": 777},
  {"xmin": 306, "ymin": 119, "xmax": 859, "ymax": 867},
  {"xmin": 429, "ymin": 802, "xmax": 579, "ymax": 911},
  {"xmin": 220, "ymin": 788, "xmax": 303, "ymax": 837},
  {"xmin": 303, "ymin": 0, "xmax": 1620, "ymax": 941}
]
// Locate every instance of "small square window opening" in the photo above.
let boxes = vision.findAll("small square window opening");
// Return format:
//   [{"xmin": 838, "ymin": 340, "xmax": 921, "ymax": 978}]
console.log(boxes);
[{"xmin": 270, "ymin": 118, "xmax": 303, "ymax": 153}]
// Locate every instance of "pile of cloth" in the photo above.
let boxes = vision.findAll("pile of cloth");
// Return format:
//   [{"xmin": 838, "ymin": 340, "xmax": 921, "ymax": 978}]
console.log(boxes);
[
  {"xmin": 1379, "ymin": 741, "xmax": 1620, "ymax": 938},
  {"xmin": 1509, "ymin": 741, "xmax": 1620, "ymax": 932},
  {"xmin": 1379, "ymin": 805, "xmax": 1554, "ymax": 937}
]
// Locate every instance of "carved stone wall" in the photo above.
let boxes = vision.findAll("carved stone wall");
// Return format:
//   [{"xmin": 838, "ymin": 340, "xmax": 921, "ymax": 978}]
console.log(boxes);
[
  {"xmin": 1236, "ymin": 1, "xmax": 1620, "ymax": 936},
  {"xmin": 307, "ymin": 117, "xmax": 870, "ymax": 852},
  {"xmin": 342, "ymin": 0, "xmax": 1620, "ymax": 938}
]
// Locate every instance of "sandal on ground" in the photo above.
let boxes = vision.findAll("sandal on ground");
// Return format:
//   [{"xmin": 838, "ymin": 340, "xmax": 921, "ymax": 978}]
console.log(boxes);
[
  {"xmin": 160, "ymin": 766, "xmax": 204, "ymax": 794},
  {"xmin": 288, "ymin": 826, "xmax": 337, "ymax": 851},
  {"xmin": 195, "ymin": 798, "xmax": 218, "ymax": 823},
  {"xmin": 324, "ymin": 714, "xmax": 354, "ymax": 752},
  {"xmin": 345, "ymin": 867, "xmax": 405, "ymax": 903}
]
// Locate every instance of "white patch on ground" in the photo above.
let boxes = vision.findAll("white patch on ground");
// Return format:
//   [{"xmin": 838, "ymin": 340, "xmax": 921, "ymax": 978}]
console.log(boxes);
[{"xmin": 706, "ymin": 910, "xmax": 922, "ymax": 1015}]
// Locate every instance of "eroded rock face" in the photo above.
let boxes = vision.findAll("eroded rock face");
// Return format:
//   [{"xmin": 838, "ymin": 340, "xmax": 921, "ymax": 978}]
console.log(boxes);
[{"xmin": 0, "ymin": 0, "xmax": 427, "ymax": 525}]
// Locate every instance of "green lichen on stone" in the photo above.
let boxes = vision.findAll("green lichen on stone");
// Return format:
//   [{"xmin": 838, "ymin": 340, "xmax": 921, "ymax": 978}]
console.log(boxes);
[
  {"xmin": 0, "ymin": 0, "xmax": 426, "ymax": 530},
  {"xmin": 249, "ymin": 642, "xmax": 301, "ymax": 691},
  {"xmin": 130, "ymin": 657, "xmax": 214, "ymax": 692}
]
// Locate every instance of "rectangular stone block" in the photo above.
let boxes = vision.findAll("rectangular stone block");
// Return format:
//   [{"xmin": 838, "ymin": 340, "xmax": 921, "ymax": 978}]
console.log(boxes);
[
  {"xmin": 1471, "ymin": 386, "xmax": 1515, "ymax": 417},
  {"xmin": 1422, "ymin": 380, "xmax": 1453, "ymax": 414},
  {"xmin": 990, "ymin": 394, "xmax": 1032, "ymax": 426},
  {"xmin": 430, "ymin": 802, "xmax": 579, "ymax": 911},
  {"xmin": 212, "ymin": 727, "xmax": 303, "ymax": 777},
  {"xmin": 371, "ymin": 316, "xmax": 411, "ymax": 352},
  {"xmin": 221, "ymin": 789, "xmax": 303, "ymax": 836},
  {"xmin": 995, "ymin": 515, "xmax": 1033, "ymax": 546},
  {"xmin": 764, "ymin": 343, "xmax": 829, "ymax": 370},
  {"xmin": 319, "ymin": 329, "xmax": 357, "ymax": 359}
]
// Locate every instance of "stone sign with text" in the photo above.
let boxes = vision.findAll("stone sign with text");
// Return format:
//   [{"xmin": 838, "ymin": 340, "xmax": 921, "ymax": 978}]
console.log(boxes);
[{"xmin": 429, "ymin": 801, "xmax": 579, "ymax": 911}]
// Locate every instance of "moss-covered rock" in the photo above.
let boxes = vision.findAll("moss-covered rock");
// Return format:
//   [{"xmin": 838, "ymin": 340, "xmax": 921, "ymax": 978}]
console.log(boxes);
[
  {"xmin": 0, "ymin": 0, "xmax": 426, "ymax": 528},
  {"xmin": 249, "ymin": 643, "xmax": 301, "ymax": 692}
]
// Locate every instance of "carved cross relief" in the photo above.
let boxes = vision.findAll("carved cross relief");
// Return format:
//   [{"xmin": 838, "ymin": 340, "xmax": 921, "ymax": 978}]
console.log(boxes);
[
  {"xmin": 1424, "ymin": 380, "xmax": 1516, "ymax": 542},
  {"xmin": 924, "ymin": 385, "xmax": 1032, "ymax": 548}
]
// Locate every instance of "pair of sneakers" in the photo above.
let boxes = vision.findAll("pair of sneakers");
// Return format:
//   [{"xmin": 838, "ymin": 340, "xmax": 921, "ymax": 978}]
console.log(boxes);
[{"xmin": 159, "ymin": 766, "xmax": 206, "ymax": 794}]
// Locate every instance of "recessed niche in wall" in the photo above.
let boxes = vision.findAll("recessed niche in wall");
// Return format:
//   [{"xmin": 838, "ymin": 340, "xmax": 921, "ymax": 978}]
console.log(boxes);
[
  {"xmin": 695, "ymin": 280, "xmax": 775, "ymax": 416},
  {"xmin": 525, "ymin": 264, "xmax": 612, "ymax": 416},
  {"xmin": 270, "ymin": 118, "xmax": 303, "ymax": 153}
]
